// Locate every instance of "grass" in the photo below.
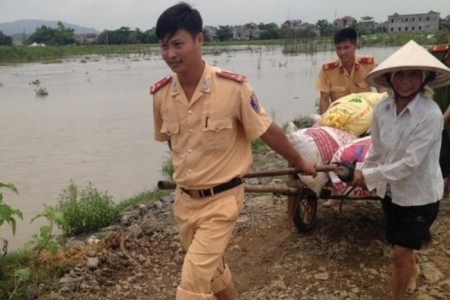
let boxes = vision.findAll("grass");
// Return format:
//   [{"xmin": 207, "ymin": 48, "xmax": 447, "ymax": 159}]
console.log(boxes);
[
  {"xmin": 0, "ymin": 181, "xmax": 169, "ymax": 298},
  {"xmin": 115, "ymin": 189, "xmax": 168, "ymax": 213}
]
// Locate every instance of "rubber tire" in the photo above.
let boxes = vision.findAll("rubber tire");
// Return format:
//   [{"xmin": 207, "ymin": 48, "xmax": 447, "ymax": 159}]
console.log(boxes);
[{"xmin": 291, "ymin": 194, "xmax": 318, "ymax": 232}]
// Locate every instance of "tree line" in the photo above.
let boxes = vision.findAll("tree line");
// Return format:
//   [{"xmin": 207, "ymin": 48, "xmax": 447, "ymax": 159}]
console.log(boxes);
[{"xmin": 0, "ymin": 16, "xmax": 449, "ymax": 46}]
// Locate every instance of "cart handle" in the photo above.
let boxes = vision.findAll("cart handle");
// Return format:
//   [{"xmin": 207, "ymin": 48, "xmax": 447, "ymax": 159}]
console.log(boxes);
[{"xmin": 157, "ymin": 164, "xmax": 348, "ymax": 191}]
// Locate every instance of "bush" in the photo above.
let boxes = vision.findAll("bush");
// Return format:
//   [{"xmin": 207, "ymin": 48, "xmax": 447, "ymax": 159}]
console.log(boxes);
[
  {"xmin": 55, "ymin": 181, "xmax": 117, "ymax": 236},
  {"xmin": 161, "ymin": 155, "xmax": 175, "ymax": 180},
  {"xmin": 0, "ymin": 182, "xmax": 23, "ymax": 237},
  {"xmin": 251, "ymin": 138, "xmax": 268, "ymax": 153}
]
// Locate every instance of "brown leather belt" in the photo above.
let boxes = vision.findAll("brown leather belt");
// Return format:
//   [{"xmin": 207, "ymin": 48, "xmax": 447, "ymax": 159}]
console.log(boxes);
[{"xmin": 181, "ymin": 178, "xmax": 243, "ymax": 199}]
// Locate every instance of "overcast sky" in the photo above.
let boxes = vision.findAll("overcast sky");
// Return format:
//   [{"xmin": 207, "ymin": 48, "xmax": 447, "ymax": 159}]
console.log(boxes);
[{"xmin": 1, "ymin": 0, "xmax": 449, "ymax": 31}]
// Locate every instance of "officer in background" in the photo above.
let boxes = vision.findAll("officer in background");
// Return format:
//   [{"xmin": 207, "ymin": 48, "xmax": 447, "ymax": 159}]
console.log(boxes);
[
  {"xmin": 429, "ymin": 43, "xmax": 450, "ymax": 197},
  {"xmin": 315, "ymin": 27, "xmax": 380, "ymax": 114},
  {"xmin": 151, "ymin": 3, "xmax": 317, "ymax": 300}
]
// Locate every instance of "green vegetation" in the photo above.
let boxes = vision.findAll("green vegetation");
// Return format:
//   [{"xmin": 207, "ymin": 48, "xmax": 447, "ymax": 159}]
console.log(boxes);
[
  {"xmin": 0, "ymin": 44, "xmax": 158, "ymax": 64},
  {"xmin": 0, "ymin": 183, "xmax": 23, "ymax": 237},
  {"xmin": 0, "ymin": 31, "xmax": 13, "ymax": 46},
  {"xmin": 1, "ymin": 30, "xmax": 447, "ymax": 65},
  {"xmin": 35, "ymin": 88, "xmax": 48, "ymax": 96},
  {"xmin": 251, "ymin": 138, "xmax": 269, "ymax": 154},
  {"xmin": 0, "ymin": 177, "xmax": 170, "ymax": 298},
  {"xmin": 161, "ymin": 155, "xmax": 175, "ymax": 180},
  {"xmin": 28, "ymin": 22, "xmax": 75, "ymax": 46},
  {"xmin": 55, "ymin": 181, "xmax": 117, "ymax": 236}
]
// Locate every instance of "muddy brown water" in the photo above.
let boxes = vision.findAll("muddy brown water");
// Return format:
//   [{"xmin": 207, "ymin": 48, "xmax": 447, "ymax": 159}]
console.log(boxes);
[{"xmin": 0, "ymin": 46, "xmax": 396, "ymax": 249}]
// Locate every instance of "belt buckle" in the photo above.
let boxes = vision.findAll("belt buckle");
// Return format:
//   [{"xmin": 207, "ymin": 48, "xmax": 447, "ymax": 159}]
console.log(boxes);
[
  {"xmin": 189, "ymin": 188, "xmax": 213, "ymax": 199},
  {"xmin": 189, "ymin": 190, "xmax": 202, "ymax": 199}
]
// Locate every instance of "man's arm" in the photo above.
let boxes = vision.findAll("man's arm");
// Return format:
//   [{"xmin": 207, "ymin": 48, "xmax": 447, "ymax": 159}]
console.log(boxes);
[
  {"xmin": 259, "ymin": 123, "xmax": 317, "ymax": 177},
  {"xmin": 319, "ymin": 92, "xmax": 331, "ymax": 115}
]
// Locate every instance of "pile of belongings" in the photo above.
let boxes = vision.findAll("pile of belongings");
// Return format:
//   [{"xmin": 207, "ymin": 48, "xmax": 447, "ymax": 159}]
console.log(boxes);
[{"xmin": 287, "ymin": 92, "xmax": 388, "ymax": 196}]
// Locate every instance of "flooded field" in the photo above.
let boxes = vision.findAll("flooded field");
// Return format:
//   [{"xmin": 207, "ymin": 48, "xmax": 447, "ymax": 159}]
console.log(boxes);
[{"xmin": 0, "ymin": 46, "xmax": 397, "ymax": 248}]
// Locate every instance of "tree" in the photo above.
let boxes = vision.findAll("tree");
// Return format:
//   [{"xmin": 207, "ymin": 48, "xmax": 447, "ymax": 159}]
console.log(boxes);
[
  {"xmin": 0, "ymin": 31, "xmax": 13, "ymax": 46},
  {"xmin": 54, "ymin": 22, "xmax": 75, "ymax": 45},
  {"xmin": 216, "ymin": 25, "xmax": 233, "ymax": 41},
  {"xmin": 26, "ymin": 21, "xmax": 75, "ymax": 45},
  {"xmin": 439, "ymin": 15, "xmax": 450, "ymax": 32},
  {"xmin": 316, "ymin": 19, "xmax": 335, "ymax": 37},
  {"xmin": 141, "ymin": 29, "xmax": 158, "ymax": 44},
  {"xmin": 296, "ymin": 24, "xmax": 318, "ymax": 38},
  {"xmin": 258, "ymin": 23, "xmax": 280, "ymax": 39}
]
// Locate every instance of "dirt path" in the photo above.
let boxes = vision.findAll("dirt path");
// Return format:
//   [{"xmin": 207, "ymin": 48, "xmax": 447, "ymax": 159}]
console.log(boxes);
[
  {"xmin": 42, "ymin": 155, "xmax": 450, "ymax": 300},
  {"xmin": 48, "ymin": 194, "xmax": 450, "ymax": 300}
]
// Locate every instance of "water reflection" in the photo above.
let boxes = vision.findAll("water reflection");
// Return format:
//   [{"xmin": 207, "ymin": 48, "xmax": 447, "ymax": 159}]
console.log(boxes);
[{"xmin": 0, "ymin": 46, "xmax": 396, "ymax": 248}]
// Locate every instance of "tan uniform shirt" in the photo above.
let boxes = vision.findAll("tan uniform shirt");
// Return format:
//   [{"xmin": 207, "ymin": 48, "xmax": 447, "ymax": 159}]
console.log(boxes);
[
  {"xmin": 152, "ymin": 63, "xmax": 272, "ymax": 189},
  {"xmin": 315, "ymin": 56, "xmax": 377, "ymax": 101}
]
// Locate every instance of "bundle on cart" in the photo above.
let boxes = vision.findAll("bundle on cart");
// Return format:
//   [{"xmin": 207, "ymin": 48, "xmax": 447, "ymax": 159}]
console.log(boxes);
[
  {"xmin": 286, "ymin": 122, "xmax": 356, "ymax": 195},
  {"xmin": 319, "ymin": 92, "xmax": 387, "ymax": 137}
]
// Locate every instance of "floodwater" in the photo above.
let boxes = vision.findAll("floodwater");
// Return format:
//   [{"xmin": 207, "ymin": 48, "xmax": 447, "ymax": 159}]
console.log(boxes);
[{"xmin": 0, "ymin": 46, "xmax": 397, "ymax": 249}]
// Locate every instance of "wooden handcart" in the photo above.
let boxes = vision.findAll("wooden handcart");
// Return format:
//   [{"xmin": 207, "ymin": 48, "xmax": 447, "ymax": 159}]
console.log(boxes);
[{"xmin": 157, "ymin": 164, "xmax": 381, "ymax": 233}]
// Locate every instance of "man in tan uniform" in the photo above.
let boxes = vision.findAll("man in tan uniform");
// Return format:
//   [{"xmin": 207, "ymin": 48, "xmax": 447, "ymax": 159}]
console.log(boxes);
[
  {"xmin": 316, "ymin": 28, "xmax": 379, "ymax": 114},
  {"xmin": 151, "ymin": 3, "xmax": 317, "ymax": 300}
]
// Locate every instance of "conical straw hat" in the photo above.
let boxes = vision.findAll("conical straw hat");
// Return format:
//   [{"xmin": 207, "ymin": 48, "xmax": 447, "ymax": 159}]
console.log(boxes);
[{"xmin": 365, "ymin": 40, "xmax": 450, "ymax": 88}]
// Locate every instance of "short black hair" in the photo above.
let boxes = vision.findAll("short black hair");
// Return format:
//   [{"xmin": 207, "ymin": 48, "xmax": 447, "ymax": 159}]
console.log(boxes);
[
  {"xmin": 334, "ymin": 28, "xmax": 357, "ymax": 45},
  {"xmin": 155, "ymin": 2, "xmax": 203, "ymax": 41}
]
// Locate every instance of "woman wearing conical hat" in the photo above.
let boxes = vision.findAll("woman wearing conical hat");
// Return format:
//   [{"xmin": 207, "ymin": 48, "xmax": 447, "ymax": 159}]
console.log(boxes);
[{"xmin": 347, "ymin": 40, "xmax": 450, "ymax": 300}]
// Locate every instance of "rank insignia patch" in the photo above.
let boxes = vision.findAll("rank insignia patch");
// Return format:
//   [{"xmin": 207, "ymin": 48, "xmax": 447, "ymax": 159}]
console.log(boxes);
[{"xmin": 250, "ymin": 94, "xmax": 260, "ymax": 113}]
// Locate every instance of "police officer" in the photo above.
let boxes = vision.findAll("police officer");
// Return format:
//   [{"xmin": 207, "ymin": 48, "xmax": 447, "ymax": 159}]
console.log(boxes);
[
  {"xmin": 151, "ymin": 3, "xmax": 317, "ymax": 300},
  {"xmin": 315, "ymin": 28, "xmax": 379, "ymax": 114}
]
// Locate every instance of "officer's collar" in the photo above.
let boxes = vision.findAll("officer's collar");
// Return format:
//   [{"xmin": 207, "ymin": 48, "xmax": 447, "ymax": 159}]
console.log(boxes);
[{"xmin": 170, "ymin": 61, "xmax": 212, "ymax": 96}]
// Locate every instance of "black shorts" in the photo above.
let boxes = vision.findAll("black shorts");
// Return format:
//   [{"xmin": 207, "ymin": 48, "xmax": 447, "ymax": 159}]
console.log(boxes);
[
  {"xmin": 382, "ymin": 196, "xmax": 440, "ymax": 250},
  {"xmin": 440, "ymin": 131, "xmax": 450, "ymax": 178}
]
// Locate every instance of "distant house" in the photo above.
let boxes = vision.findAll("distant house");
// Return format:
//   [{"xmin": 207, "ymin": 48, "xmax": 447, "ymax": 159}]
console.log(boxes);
[
  {"xmin": 233, "ymin": 23, "xmax": 259, "ymax": 40},
  {"xmin": 387, "ymin": 11, "xmax": 440, "ymax": 33},
  {"xmin": 282, "ymin": 19, "xmax": 303, "ymax": 30},
  {"xmin": 75, "ymin": 33, "xmax": 97, "ymax": 44},
  {"xmin": 358, "ymin": 19, "xmax": 376, "ymax": 30},
  {"xmin": 333, "ymin": 16, "xmax": 356, "ymax": 29},
  {"xmin": 375, "ymin": 21, "xmax": 388, "ymax": 33},
  {"xmin": 203, "ymin": 26, "xmax": 217, "ymax": 41}
]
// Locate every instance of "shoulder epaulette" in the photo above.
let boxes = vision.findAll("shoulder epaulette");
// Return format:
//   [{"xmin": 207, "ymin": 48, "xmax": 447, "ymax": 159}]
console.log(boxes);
[
  {"xmin": 358, "ymin": 56, "xmax": 374, "ymax": 64},
  {"xmin": 216, "ymin": 70, "xmax": 246, "ymax": 83},
  {"xmin": 322, "ymin": 61, "xmax": 339, "ymax": 71},
  {"xmin": 150, "ymin": 75, "xmax": 172, "ymax": 95},
  {"xmin": 430, "ymin": 44, "xmax": 449, "ymax": 52}
]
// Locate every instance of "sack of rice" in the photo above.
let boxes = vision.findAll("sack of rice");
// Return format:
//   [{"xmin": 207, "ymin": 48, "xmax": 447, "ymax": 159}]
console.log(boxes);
[
  {"xmin": 329, "ymin": 136, "xmax": 372, "ymax": 196},
  {"xmin": 286, "ymin": 123, "xmax": 356, "ymax": 196},
  {"xmin": 319, "ymin": 92, "xmax": 388, "ymax": 136}
]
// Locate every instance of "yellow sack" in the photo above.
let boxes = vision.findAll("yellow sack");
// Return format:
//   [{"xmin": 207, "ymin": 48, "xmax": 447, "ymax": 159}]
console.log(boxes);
[
  {"xmin": 357, "ymin": 91, "xmax": 388, "ymax": 107},
  {"xmin": 319, "ymin": 92, "xmax": 388, "ymax": 136}
]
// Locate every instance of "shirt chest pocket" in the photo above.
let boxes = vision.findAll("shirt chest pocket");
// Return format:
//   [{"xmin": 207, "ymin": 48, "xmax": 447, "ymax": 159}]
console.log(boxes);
[
  {"xmin": 161, "ymin": 121, "xmax": 181, "ymax": 152},
  {"xmin": 330, "ymin": 85, "xmax": 347, "ymax": 100},
  {"xmin": 202, "ymin": 117, "xmax": 233, "ymax": 153},
  {"xmin": 380, "ymin": 125, "xmax": 410, "ymax": 152},
  {"xmin": 355, "ymin": 81, "xmax": 370, "ymax": 90}
]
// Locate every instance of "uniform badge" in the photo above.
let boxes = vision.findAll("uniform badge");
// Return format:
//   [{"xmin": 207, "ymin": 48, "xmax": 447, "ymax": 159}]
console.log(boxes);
[{"xmin": 250, "ymin": 94, "xmax": 260, "ymax": 113}]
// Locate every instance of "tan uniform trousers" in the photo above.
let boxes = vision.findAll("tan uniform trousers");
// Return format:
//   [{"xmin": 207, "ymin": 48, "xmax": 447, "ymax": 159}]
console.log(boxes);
[{"xmin": 174, "ymin": 185, "xmax": 245, "ymax": 300}]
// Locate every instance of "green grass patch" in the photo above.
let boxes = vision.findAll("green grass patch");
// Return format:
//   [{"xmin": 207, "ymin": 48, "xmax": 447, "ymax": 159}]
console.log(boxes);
[
  {"xmin": 55, "ymin": 181, "xmax": 117, "ymax": 236},
  {"xmin": 115, "ymin": 189, "xmax": 169, "ymax": 213}
]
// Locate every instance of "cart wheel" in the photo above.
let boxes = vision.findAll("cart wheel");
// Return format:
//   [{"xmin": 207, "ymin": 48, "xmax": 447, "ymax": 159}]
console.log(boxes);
[
  {"xmin": 291, "ymin": 193, "xmax": 318, "ymax": 232},
  {"xmin": 286, "ymin": 162, "xmax": 318, "ymax": 232}
]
